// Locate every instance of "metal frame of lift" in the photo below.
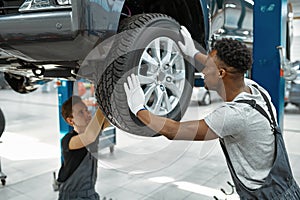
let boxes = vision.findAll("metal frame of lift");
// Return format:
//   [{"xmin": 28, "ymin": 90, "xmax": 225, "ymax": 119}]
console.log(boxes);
[
  {"xmin": 0, "ymin": 108, "xmax": 6, "ymax": 186},
  {"xmin": 0, "ymin": 154, "xmax": 7, "ymax": 186},
  {"xmin": 252, "ymin": 0, "xmax": 294, "ymax": 127}
]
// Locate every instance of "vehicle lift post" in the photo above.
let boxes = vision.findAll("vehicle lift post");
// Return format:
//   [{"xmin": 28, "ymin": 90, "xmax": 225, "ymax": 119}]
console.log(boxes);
[
  {"xmin": 57, "ymin": 80, "xmax": 74, "ymax": 140},
  {"xmin": 51, "ymin": 79, "xmax": 73, "ymax": 189},
  {"xmin": 0, "ymin": 158, "xmax": 6, "ymax": 186},
  {"xmin": 252, "ymin": 0, "xmax": 287, "ymax": 128}
]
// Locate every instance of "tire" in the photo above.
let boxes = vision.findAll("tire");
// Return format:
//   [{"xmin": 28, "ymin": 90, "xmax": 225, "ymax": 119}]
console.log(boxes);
[
  {"xmin": 96, "ymin": 13, "xmax": 194, "ymax": 137},
  {"xmin": 0, "ymin": 108, "xmax": 5, "ymax": 138},
  {"xmin": 286, "ymin": 2, "xmax": 293, "ymax": 61},
  {"xmin": 286, "ymin": 21, "xmax": 292, "ymax": 61},
  {"xmin": 198, "ymin": 91, "xmax": 211, "ymax": 106}
]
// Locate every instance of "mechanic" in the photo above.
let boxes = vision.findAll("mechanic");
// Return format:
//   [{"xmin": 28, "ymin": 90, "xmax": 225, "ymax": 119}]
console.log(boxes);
[
  {"xmin": 57, "ymin": 95, "xmax": 110, "ymax": 200},
  {"xmin": 123, "ymin": 26, "xmax": 300, "ymax": 199}
]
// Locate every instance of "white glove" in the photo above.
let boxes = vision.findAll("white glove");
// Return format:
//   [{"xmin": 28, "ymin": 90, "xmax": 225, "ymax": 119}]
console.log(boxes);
[
  {"xmin": 124, "ymin": 74, "xmax": 146, "ymax": 116},
  {"xmin": 178, "ymin": 26, "xmax": 199, "ymax": 58}
]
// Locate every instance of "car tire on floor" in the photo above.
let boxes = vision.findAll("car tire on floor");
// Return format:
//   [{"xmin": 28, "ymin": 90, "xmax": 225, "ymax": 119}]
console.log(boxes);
[{"xmin": 198, "ymin": 91, "xmax": 211, "ymax": 106}]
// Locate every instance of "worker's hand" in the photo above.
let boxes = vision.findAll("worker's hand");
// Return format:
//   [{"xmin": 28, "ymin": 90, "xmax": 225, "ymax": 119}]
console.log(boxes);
[
  {"xmin": 178, "ymin": 26, "xmax": 199, "ymax": 58},
  {"xmin": 124, "ymin": 74, "xmax": 145, "ymax": 116}
]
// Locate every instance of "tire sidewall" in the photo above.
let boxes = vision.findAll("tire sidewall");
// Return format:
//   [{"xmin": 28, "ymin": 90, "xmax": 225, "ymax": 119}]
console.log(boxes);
[{"xmin": 0, "ymin": 109, "xmax": 5, "ymax": 138}]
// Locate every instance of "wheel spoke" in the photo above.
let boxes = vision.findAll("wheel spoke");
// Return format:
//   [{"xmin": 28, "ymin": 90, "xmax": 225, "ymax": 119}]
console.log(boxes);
[
  {"xmin": 165, "ymin": 82, "xmax": 180, "ymax": 98},
  {"xmin": 141, "ymin": 51, "xmax": 159, "ymax": 66},
  {"xmin": 161, "ymin": 38, "xmax": 173, "ymax": 65},
  {"xmin": 172, "ymin": 71, "xmax": 185, "ymax": 81},
  {"xmin": 138, "ymin": 75, "xmax": 156, "ymax": 85},
  {"xmin": 153, "ymin": 39, "xmax": 162, "ymax": 63},
  {"xmin": 168, "ymin": 52, "xmax": 180, "ymax": 67},
  {"xmin": 163, "ymin": 91, "xmax": 172, "ymax": 111},
  {"xmin": 144, "ymin": 84, "xmax": 156, "ymax": 103},
  {"xmin": 153, "ymin": 87, "xmax": 164, "ymax": 113}
]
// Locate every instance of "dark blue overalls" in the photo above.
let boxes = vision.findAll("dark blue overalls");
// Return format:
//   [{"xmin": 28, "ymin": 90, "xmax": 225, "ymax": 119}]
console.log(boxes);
[
  {"xmin": 58, "ymin": 152, "xmax": 99, "ymax": 200},
  {"xmin": 220, "ymin": 86, "xmax": 300, "ymax": 199}
]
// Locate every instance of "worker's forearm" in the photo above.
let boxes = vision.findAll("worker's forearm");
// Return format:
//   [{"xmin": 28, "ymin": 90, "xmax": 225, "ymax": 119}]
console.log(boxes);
[
  {"xmin": 80, "ymin": 116, "xmax": 101, "ymax": 145},
  {"xmin": 136, "ymin": 110, "xmax": 209, "ymax": 141},
  {"xmin": 194, "ymin": 52, "xmax": 208, "ymax": 72},
  {"xmin": 194, "ymin": 52, "xmax": 208, "ymax": 64},
  {"xmin": 81, "ymin": 108, "xmax": 107, "ymax": 145},
  {"xmin": 137, "ymin": 110, "xmax": 179, "ymax": 139}
]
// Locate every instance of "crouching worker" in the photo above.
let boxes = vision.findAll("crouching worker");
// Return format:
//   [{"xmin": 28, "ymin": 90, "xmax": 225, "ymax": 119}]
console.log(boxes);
[
  {"xmin": 57, "ymin": 95, "xmax": 110, "ymax": 200},
  {"xmin": 124, "ymin": 27, "xmax": 300, "ymax": 199}
]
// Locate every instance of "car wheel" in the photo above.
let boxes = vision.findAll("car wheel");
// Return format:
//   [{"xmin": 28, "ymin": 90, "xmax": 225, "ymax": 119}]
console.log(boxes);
[
  {"xmin": 0, "ymin": 108, "xmax": 5, "ymax": 138},
  {"xmin": 198, "ymin": 91, "xmax": 211, "ymax": 106},
  {"xmin": 96, "ymin": 13, "xmax": 194, "ymax": 137}
]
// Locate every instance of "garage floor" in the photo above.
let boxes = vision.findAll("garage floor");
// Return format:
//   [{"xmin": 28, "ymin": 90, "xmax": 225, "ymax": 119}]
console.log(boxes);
[
  {"xmin": 1, "ymin": 19, "xmax": 300, "ymax": 200},
  {"xmin": 1, "ymin": 86, "xmax": 300, "ymax": 200}
]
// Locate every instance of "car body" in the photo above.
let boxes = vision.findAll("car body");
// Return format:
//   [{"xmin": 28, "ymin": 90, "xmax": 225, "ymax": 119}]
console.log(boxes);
[
  {"xmin": 0, "ymin": 0, "xmax": 293, "ymax": 136},
  {"xmin": 285, "ymin": 63, "xmax": 300, "ymax": 107},
  {"xmin": 191, "ymin": 86, "xmax": 211, "ymax": 105},
  {"xmin": 191, "ymin": 72, "xmax": 221, "ymax": 105},
  {"xmin": 288, "ymin": 77, "xmax": 300, "ymax": 107}
]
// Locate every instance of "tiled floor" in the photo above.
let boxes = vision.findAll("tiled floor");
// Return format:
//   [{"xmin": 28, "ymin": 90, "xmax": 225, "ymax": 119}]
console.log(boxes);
[{"xmin": 0, "ymin": 86, "xmax": 300, "ymax": 200}]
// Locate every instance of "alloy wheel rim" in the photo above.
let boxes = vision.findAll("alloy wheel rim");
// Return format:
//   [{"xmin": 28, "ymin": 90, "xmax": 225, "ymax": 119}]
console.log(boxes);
[{"xmin": 137, "ymin": 36, "xmax": 186, "ymax": 115}]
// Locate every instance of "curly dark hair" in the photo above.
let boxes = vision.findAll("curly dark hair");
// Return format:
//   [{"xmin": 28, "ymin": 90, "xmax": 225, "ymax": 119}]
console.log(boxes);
[{"xmin": 212, "ymin": 38, "xmax": 252, "ymax": 73}]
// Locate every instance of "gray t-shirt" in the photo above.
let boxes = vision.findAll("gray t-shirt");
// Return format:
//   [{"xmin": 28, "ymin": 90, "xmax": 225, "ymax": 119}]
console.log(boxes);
[{"xmin": 204, "ymin": 80, "xmax": 276, "ymax": 189}]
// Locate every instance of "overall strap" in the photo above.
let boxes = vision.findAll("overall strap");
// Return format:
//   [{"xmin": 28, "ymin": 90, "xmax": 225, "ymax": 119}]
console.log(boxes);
[
  {"xmin": 235, "ymin": 99, "xmax": 273, "ymax": 126},
  {"xmin": 235, "ymin": 85, "xmax": 277, "ymax": 129},
  {"xmin": 252, "ymin": 85, "xmax": 277, "ymax": 127}
]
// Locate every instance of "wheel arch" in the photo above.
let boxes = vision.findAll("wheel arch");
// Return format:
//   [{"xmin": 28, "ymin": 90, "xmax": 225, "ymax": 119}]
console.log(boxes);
[{"xmin": 121, "ymin": 0, "xmax": 209, "ymax": 50}]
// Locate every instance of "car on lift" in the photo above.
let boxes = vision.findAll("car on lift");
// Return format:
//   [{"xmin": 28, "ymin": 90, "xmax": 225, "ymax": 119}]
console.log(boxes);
[
  {"xmin": 285, "ymin": 62, "xmax": 300, "ymax": 108},
  {"xmin": 0, "ymin": 0, "xmax": 293, "ymax": 136}
]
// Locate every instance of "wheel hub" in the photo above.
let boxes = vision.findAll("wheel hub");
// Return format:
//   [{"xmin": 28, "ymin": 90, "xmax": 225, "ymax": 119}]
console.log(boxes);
[{"xmin": 157, "ymin": 70, "xmax": 166, "ymax": 83}]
